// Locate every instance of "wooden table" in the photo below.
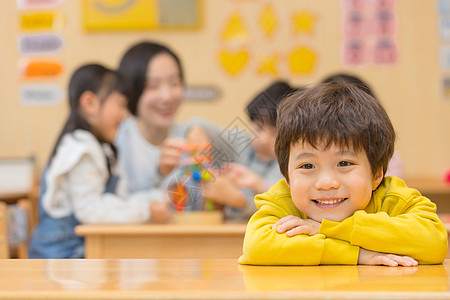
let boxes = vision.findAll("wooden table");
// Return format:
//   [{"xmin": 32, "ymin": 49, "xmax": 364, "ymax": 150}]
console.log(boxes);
[
  {"xmin": 0, "ymin": 258, "xmax": 449, "ymax": 300},
  {"xmin": 75, "ymin": 224, "xmax": 247, "ymax": 259}
]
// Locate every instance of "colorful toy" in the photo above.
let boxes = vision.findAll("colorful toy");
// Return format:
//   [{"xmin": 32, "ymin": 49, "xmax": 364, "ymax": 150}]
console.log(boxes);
[{"xmin": 170, "ymin": 143, "xmax": 215, "ymax": 212}]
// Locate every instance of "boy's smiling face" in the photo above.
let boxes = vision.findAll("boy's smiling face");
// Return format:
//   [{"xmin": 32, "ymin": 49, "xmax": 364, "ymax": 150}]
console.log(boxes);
[{"xmin": 287, "ymin": 141, "xmax": 383, "ymax": 222}]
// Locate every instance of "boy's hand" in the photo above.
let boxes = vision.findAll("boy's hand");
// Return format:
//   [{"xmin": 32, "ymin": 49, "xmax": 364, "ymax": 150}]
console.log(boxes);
[
  {"xmin": 358, "ymin": 248, "xmax": 418, "ymax": 267},
  {"xmin": 272, "ymin": 215, "xmax": 321, "ymax": 236},
  {"xmin": 159, "ymin": 138, "xmax": 185, "ymax": 176}
]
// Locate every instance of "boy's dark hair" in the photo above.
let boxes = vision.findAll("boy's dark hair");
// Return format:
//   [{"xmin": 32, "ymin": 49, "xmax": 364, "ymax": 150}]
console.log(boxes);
[
  {"xmin": 275, "ymin": 82, "xmax": 395, "ymax": 182},
  {"xmin": 118, "ymin": 41, "xmax": 184, "ymax": 115},
  {"xmin": 246, "ymin": 81, "xmax": 296, "ymax": 126},
  {"xmin": 322, "ymin": 73, "xmax": 376, "ymax": 98},
  {"xmin": 49, "ymin": 64, "xmax": 125, "ymax": 174}
]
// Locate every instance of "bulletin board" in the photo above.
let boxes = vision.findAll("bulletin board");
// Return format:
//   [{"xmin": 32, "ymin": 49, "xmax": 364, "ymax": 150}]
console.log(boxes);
[{"xmin": 82, "ymin": 0, "xmax": 202, "ymax": 30}]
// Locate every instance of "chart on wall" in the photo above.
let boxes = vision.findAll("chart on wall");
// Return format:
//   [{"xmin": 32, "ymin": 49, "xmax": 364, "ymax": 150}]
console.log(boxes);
[
  {"xmin": 82, "ymin": 0, "xmax": 202, "ymax": 30},
  {"xmin": 341, "ymin": 0, "xmax": 398, "ymax": 66}
]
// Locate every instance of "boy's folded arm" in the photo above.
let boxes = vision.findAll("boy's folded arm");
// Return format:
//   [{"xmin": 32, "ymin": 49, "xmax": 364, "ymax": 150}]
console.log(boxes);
[
  {"xmin": 239, "ymin": 204, "xmax": 359, "ymax": 265},
  {"xmin": 318, "ymin": 198, "xmax": 448, "ymax": 264}
]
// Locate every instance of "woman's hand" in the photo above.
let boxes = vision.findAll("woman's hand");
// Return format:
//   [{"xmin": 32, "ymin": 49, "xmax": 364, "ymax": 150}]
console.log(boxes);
[{"xmin": 158, "ymin": 138, "xmax": 185, "ymax": 176}]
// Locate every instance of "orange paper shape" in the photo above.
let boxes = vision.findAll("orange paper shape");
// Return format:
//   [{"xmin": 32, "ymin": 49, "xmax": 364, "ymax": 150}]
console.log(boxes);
[
  {"xmin": 219, "ymin": 49, "xmax": 249, "ymax": 76},
  {"xmin": 288, "ymin": 47, "xmax": 316, "ymax": 74},
  {"xmin": 20, "ymin": 60, "xmax": 64, "ymax": 78}
]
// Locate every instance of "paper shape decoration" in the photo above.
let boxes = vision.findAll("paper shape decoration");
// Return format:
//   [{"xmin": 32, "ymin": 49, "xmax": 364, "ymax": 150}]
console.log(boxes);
[
  {"xmin": 373, "ymin": 38, "xmax": 396, "ymax": 64},
  {"xmin": 373, "ymin": 10, "xmax": 396, "ymax": 35},
  {"xmin": 257, "ymin": 54, "xmax": 278, "ymax": 75},
  {"xmin": 219, "ymin": 49, "xmax": 249, "ymax": 75},
  {"xmin": 259, "ymin": 5, "xmax": 278, "ymax": 37},
  {"xmin": 374, "ymin": 0, "xmax": 395, "ymax": 10},
  {"xmin": 344, "ymin": 11, "xmax": 366, "ymax": 37},
  {"xmin": 291, "ymin": 10, "xmax": 316, "ymax": 35},
  {"xmin": 20, "ymin": 59, "xmax": 64, "ymax": 78},
  {"xmin": 17, "ymin": 0, "xmax": 64, "ymax": 10},
  {"xmin": 221, "ymin": 12, "xmax": 249, "ymax": 42},
  {"xmin": 288, "ymin": 46, "xmax": 316, "ymax": 74},
  {"xmin": 19, "ymin": 34, "xmax": 64, "ymax": 54},
  {"xmin": 343, "ymin": 39, "xmax": 366, "ymax": 65},
  {"xmin": 20, "ymin": 11, "xmax": 63, "ymax": 31},
  {"xmin": 19, "ymin": 84, "xmax": 63, "ymax": 106},
  {"xmin": 341, "ymin": 0, "xmax": 366, "ymax": 10}
]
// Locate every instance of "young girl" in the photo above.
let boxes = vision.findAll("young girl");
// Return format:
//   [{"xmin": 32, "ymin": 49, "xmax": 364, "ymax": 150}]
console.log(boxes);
[{"xmin": 28, "ymin": 64, "xmax": 170, "ymax": 259}]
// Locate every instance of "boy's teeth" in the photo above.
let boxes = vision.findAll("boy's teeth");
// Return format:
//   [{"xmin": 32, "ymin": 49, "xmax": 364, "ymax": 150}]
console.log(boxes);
[{"xmin": 315, "ymin": 198, "xmax": 346, "ymax": 204}]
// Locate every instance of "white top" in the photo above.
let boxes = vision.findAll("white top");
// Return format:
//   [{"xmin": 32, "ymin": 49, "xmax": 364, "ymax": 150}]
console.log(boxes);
[{"xmin": 42, "ymin": 130, "xmax": 161, "ymax": 223}]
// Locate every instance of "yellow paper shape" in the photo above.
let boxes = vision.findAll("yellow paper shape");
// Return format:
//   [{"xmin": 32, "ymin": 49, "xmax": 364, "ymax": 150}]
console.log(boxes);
[
  {"xmin": 20, "ymin": 11, "xmax": 63, "ymax": 31},
  {"xmin": 289, "ymin": 47, "xmax": 316, "ymax": 74},
  {"xmin": 222, "ymin": 12, "xmax": 249, "ymax": 42},
  {"xmin": 259, "ymin": 5, "xmax": 278, "ymax": 37},
  {"xmin": 219, "ymin": 49, "xmax": 249, "ymax": 76},
  {"xmin": 257, "ymin": 54, "xmax": 278, "ymax": 75},
  {"xmin": 83, "ymin": 0, "xmax": 157, "ymax": 30},
  {"xmin": 292, "ymin": 10, "xmax": 316, "ymax": 35}
]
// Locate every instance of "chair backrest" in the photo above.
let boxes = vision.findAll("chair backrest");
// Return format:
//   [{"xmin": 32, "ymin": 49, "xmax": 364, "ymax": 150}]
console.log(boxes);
[
  {"xmin": 0, "ymin": 199, "xmax": 33, "ymax": 259},
  {"xmin": 0, "ymin": 157, "xmax": 38, "ymax": 229}
]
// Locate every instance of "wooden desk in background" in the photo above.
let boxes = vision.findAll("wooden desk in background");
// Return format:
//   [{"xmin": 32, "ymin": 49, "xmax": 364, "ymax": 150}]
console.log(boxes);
[
  {"xmin": 75, "ymin": 224, "xmax": 247, "ymax": 259},
  {"xmin": 405, "ymin": 178, "xmax": 450, "ymax": 213},
  {"xmin": 0, "ymin": 258, "xmax": 449, "ymax": 300}
]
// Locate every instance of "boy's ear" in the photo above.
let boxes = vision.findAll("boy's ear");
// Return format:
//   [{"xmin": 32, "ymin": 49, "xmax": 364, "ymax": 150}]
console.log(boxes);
[
  {"xmin": 284, "ymin": 178, "xmax": 290, "ymax": 187},
  {"xmin": 372, "ymin": 168, "xmax": 384, "ymax": 190},
  {"xmin": 79, "ymin": 91, "xmax": 99, "ymax": 116}
]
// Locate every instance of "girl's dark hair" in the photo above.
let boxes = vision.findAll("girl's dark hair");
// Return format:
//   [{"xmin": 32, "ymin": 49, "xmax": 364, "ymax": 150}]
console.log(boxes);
[
  {"xmin": 275, "ymin": 82, "xmax": 395, "ymax": 182},
  {"xmin": 118, "ymin": 41, "xmax": 184, "ymax": 115},
  {"xmin": 48, "ymin": 64, "xmax": 126, "ymax": 175},
  {"xmin": 246, "ymin": 81, "xmax": 297, "ymax": 126}
]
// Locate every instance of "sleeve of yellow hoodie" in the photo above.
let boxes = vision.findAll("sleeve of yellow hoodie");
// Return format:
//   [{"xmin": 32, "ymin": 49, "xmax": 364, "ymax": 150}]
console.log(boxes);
[
  {"xmin": 318, "ymin": 177, "xmax": 448, "ymax": 264},
  {"xmin": 238, "ymin": 180, "xmax": 360, "ymax": 265}
]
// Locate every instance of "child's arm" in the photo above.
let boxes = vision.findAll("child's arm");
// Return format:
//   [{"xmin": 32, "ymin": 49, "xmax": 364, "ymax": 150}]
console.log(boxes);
[
  {"xmin": 272, "ymin": 214, "xmax": 418, "ymax": 266},
  {"xmin": 68, "ymin": 155, "xmax": 164, "ymax": 224},
  {"xmin": 317, "ymin": 195, "xmax": 448, "ymax": 264},
  {"xmin": 239, "ymin": 192, "xmax": 360, "ymax": 265}
]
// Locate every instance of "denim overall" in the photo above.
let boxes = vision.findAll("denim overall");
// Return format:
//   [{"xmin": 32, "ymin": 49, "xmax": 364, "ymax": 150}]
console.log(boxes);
[{"xmin": 28, "ymin": 170, "xmax": 119, "ymax": 258}]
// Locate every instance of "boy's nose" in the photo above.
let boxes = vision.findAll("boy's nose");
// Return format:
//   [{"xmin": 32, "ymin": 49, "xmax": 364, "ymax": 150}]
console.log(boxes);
[{"xmin": 315, "ymin": 171, "xmax": 340, "ymax": 190}]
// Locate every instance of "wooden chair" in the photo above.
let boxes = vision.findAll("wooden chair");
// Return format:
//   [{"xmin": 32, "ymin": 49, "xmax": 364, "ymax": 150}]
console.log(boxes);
[{"xmin": 0, "ymin": 199, "xmax": 34, "ymax": 258}]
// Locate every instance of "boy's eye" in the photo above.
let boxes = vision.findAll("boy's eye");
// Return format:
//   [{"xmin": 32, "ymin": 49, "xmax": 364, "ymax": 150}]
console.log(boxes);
[
  {"xmin": 299, "ymin": 163, "xmax": 314, "ymax": 169},
  {"xmin": 337, "ymin": 161, "xmax": 353, "ymax": 167}
]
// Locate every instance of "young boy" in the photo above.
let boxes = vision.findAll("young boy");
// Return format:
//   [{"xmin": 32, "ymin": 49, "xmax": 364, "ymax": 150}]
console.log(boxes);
[{"xmin": 239, "ymin": 82, "xmax": 448, "ymax": 266}]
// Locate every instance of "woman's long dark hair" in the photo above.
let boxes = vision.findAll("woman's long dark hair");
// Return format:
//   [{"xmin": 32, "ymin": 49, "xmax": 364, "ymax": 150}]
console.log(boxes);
[
  {"xmin": 48, "ymin": 64, "xmax": 126, "ymax": 175},
  {"xmin": 118, "ymin": 41, "xmax": 184, "ymax": 116}
]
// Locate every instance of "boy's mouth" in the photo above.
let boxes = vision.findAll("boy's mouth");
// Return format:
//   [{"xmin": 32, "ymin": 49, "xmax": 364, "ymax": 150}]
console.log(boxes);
[{"xmin": 312, "ymin": 198, "xmax": 348, "ymax": 205}]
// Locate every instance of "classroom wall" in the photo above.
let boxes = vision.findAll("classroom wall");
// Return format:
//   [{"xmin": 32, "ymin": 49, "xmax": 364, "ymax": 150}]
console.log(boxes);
[{"xmin": 0, "ymin": 0, "xmax": 449, "ymax": 180}]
